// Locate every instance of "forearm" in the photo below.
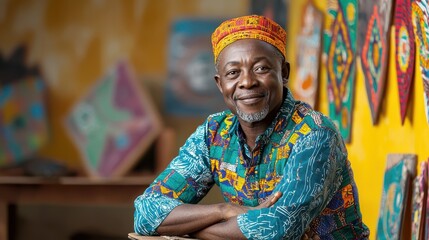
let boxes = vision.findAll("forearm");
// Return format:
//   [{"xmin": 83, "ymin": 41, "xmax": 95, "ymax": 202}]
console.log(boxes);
[
  {"xmin": 156, "ymin": 203, "xmax": 225, "ymax": 236},
  {"xmin": 190, "ymin": 217, "xmax": 246, "ymax": 240}
]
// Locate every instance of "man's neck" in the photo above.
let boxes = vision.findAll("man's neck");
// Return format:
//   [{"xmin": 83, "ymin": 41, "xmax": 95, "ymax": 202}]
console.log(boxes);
[{"xmin": 237, "ymin": 109, "xmax": 277, "ymax": 150}]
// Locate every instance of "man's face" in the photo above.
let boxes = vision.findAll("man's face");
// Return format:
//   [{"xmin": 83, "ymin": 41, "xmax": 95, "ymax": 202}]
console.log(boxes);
[{"xmin": 214, "ymin": 39, "xmax": 287, "ymax": 123}]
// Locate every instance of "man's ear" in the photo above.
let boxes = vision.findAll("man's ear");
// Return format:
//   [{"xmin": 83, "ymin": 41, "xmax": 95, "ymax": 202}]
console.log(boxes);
[
  {"xmin": 282, "ymin": 61, "xmax": 290, "ymax": 83},
  {"xmin": 214, "ymin": 75, "xmax": 223, "ymax": 94}
]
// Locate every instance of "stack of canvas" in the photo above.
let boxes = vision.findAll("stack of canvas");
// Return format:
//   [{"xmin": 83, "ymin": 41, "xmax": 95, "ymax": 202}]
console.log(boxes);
[{"xmin": 376, "ymin": 154, "xmax": 429, "ymax": 240}]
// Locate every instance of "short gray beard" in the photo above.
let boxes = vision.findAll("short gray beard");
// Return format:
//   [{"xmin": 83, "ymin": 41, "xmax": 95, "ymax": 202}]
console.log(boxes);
[{"xmin": 236, "ymin": 105, "xmax": 269, "ymax": 123}]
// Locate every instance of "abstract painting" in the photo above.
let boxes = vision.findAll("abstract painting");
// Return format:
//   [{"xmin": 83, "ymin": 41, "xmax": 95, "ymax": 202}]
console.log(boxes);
[
  {"xmin": 0, "ymin": 77, "xmax": 48, "ymax": 166},
  {"xmin": 65, "ymin": 61, "xmax": 161, "ymax": 177},
  {"xmin": 250, "ymin": 0, "xmax": 289, "ymax": 29},
  {"xmin": 411, "ymin": 161, "xmax": 427, "ymax": 240},
  {"xmin": 358, "ymin": 0, "xmax": 394, "ymax": 124},
  {"xmin": 377, "ymin": 154, "xmax": 417, "ymax": 240},
  {"xmin": 164, "ymin": 19, "xmax": 226, "ymax": 116},
  {"xmin": 426, "ymin": 158, "xmax": 429, "ymax": 240},
  {"xmin": 323, "ymin": 0, "xmax": 358, "ymax": 143},
  {"xmin": 293, "ymin": 0, "xmax": 323, "ymax": 108},
  {"xmin": 0, "ymin": 46, "xmax": 48, "ymax": 167},
  {"xmin": 394, "ymin": 0, "xmax": 416, "ymax": 125},
  {"xmin": 412, "ymin": 0, "xmax": 429, "ymax": 124}
]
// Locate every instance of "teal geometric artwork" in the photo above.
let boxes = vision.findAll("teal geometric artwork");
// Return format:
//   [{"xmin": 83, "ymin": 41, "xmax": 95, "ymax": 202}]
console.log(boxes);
[
  {"xmin": 324, "ymin": 0, "xmax": 358, "ymax": 143},
  {"xmin": 377, "ymin": 154, "xmax": 417, "ymax": 240}
]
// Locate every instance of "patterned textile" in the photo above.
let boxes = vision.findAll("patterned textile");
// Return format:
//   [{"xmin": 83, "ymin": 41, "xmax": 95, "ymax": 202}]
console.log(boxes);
[
  {"xmin": 134, "ymin": 88, "xmax": 369, "ymax": 239},
  {"xmin": 211, "ymin": 15, "xmax": 287, "ymax": 63}
]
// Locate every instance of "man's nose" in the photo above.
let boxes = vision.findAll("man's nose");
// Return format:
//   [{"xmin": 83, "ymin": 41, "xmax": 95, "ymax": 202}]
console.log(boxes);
[{"xmin": 238, "ymin": 71, "xmax": 257, "ymax": 88}]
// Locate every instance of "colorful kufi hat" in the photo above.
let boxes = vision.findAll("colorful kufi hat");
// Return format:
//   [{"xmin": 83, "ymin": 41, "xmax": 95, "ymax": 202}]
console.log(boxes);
[{"xmin": 211, "ymin": 15, "xmax": 287, "ymax": 63}]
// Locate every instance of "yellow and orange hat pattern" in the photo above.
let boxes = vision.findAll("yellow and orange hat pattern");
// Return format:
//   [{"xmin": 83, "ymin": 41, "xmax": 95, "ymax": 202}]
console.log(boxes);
[{"xmin": 211, "ymin": 15, "xmax": 287, "ymax": 63}]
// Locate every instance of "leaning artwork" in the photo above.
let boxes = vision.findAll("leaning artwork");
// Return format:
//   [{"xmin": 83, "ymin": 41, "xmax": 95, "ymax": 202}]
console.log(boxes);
[
  {"xmin": 376, "ymin": 153, "xmax": 417, "ymax": 240},
  {"xmin": 164, "ymin": 19, "xmax": 226, "ymax": 116},
  {"xmin": 323, "ymin": 0, "xmax": 358, "ymax": 143},
  {"xmin": 65, "ymin": 61, "xmax": 162, "ymax": 178},
  {"xmin": 0, "ymin": 46, "xmax": 48, "ymax": 167},
  {"xmin": 411, "ymin": 161, "xmax": 427, "ymax": 240}
]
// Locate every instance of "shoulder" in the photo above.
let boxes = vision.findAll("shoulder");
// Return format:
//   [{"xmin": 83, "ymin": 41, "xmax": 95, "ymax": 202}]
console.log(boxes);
[
  {"xmin": 289, "ymin": 101, "xmax": 346, "ymax": 153},
  {"xmin": 293, "ymin": 101, "xmax": 341, "ymax": 136},
  {"xmin": 205, "ymin": 109, "xmax": 236, "ymax": 132}
]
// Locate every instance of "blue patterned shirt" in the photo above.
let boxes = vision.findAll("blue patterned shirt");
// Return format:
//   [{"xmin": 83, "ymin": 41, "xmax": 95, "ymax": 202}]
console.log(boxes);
[{"xmin": 134, "ymin": 89, "xmax": 369, "ymax": 239}]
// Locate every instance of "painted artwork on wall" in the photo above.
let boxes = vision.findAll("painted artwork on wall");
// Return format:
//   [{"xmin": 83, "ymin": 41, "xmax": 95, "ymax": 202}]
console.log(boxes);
[
  {"xmin": 0, "ymin": 46, "xmax": 48, "ymax": 167},
  {"xmin": 164, "ymin": 19, "xmax": 226, "ymax": 116},
  {"xmin": 323, "ymin": 0, "xmax": 358, "ymax": 143},
  {"xmin": 394, "ymin": 0, "xmax": 416, "ymax": 125},
  {"xmin": 376, "ymin": 153, "xmax": 417, "ymax": 240},
  {"xmin": 250, "ymin": 0, "xmax": 289, "ymax": 29},
  {"xmin": 65, "ymin": 61, "xmax": 162, "ymax": 177},
  {"xmin": 358, "ymin": 0, "xmax": 394, "ymax": 125},
  {"xmin": 293, "ymin": 0, "xmax": 323, "ymax": 109},
  {"xmin": 412, "ymin": 0, "xmax": 429, "ymax": 124},
  {"xmin": 411, "ymin": 161, "xmax": 427, "ymax": 240},
  {"xmin": 426, "ymin": 158, "xmax": 429, "ymax": 240}
]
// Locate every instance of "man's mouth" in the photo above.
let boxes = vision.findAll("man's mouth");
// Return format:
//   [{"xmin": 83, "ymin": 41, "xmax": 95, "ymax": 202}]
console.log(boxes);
[{"xmin": 234, "ymin": 93, "xmax": 266, "ymax": 104}]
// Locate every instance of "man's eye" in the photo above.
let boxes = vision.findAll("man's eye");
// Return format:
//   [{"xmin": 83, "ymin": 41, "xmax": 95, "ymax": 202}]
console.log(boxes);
[
  {"xmin": 226, "ymin": 70, "xmax": 239, "ymax": 77},
  {"xmin": 255, "ymin": 66, "xmax": 269, "ymax": 72}
]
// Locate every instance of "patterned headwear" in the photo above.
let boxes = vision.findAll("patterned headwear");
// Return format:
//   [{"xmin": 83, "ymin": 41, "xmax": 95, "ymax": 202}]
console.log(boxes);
[{"xmin": 211, "ymin": 15, "xmax": 287, "ymax": 63}]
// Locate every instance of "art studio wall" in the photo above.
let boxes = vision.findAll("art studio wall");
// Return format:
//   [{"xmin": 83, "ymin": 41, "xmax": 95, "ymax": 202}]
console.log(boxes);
[
  {"xmin": 288, "ymin": 1, "xmax": 429, "ymax": 237},
  {"xmin": 1, "ymin": 0, "xmax": 429, "ymax": 239}
]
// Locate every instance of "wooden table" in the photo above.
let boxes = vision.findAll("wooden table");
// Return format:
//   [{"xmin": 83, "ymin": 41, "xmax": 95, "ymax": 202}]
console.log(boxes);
[{"xmin": 0, "ymin": 175, "xmax": 155, "ymax": 240}]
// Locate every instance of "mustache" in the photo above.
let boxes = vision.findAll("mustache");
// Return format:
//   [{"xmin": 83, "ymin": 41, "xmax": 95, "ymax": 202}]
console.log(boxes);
[{"xmin": 233, "ymin": 91, "xmax": 267, "ymax": 100}]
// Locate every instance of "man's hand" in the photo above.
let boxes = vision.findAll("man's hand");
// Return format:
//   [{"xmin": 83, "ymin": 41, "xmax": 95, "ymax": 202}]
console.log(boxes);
[
  {"xmin": 221, "ymin": 191, "xmax": 283, "ymax": 220},
  {"xmin": 155, "ymin": 191, "xmax": 282, "ymax": 238},
  {"xmin": 301, "ymin": 227, "xmax": 321, "ymax": 240},
  {"xmin": 257, "ymin": 191, "xmax": 283, "ymax": 209}
]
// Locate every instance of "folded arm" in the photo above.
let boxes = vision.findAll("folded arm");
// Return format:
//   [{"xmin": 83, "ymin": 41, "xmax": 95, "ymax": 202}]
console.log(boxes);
[
  {"xmin": 235, "ymin": 129, "xmax": 345, "ymax": 239},
  {"xmin": 156, "ymin": 192, "xmax": 281, "ymax": 239},
  {"xmin": 134, "ymin": 123, "xmax": 214, "ymax": 235},
  {"xmin": 135, "ymin": 124, "xmax": 344, "ymax": 239}
]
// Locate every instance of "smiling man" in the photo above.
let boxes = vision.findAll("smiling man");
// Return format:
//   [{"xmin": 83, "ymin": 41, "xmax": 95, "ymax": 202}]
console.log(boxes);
[{"xmin": 134, "ymin": 15, "xmax": 369, "ymax": 240}]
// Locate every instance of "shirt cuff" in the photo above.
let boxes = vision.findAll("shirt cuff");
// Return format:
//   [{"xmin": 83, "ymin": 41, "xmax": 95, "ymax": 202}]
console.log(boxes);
[{"xmin": 134, "ymin": 193, "xmax": 183, "ymax": 235}]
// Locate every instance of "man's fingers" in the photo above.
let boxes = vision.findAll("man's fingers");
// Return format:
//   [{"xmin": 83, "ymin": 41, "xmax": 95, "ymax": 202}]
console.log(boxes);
[
  {"xmin": 270, "ymin": 191, "xmax": 282, "ymax": 204},
  {"xmin": 258, "ymin": 192, "xmax": 282, "ymax": 208}
]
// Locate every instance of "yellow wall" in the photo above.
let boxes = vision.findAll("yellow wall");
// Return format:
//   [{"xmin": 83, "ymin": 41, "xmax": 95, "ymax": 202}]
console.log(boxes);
[
  {"xmin": 1, "ymin": 0, "xmax": 429, "ymax": 238},
  {"xmin": 288, "ymin": 1, "xmax": 429, "ymax": 238}
]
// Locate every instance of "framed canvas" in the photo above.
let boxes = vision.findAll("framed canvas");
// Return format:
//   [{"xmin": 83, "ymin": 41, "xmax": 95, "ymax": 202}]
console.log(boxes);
[
  {"xmin": 411, "ymin": 161, "xmax": 427, "ymax": 240},
  {"xmin": 0, "ymin": 45, "xmax": 48, "ymax": 167},
  {"xmin": 358, "ymin": 0, "xmax": 394, "ymax": 124},
  {"xmin": 376, "ymin": 153, "xmax": 417, "ymax": 240},
  {"xmin": 250, "ymin": 0, "xmax": 289, "ymax": 29},
  {"xmin": 394, "ymin": 0, "xmax": 416, "ymax": 125},
  {"xmin": 426, "ymin": 158, "xmax": 429, "ymax": 240},
  {"xmin": 65, "ymin": 61, "xmax": 162, "ymax": 178},
  {"xmin": 323, "ymin": 0, "xmax": 358, "ymax": 143},
  {"xmin": 293, "ymin": 0, "xmax": 323, "ymax": 109},
  {"xmin": 412, "ymin": 0, "xmax": 429, "ymax": 124},
  {"xmin": 164, "ymin": 18, "xmax": 226, "ymax": 116},
  {"xmin": 0, "ymin": 77, "xmax": 48, "ymax": 166}
]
